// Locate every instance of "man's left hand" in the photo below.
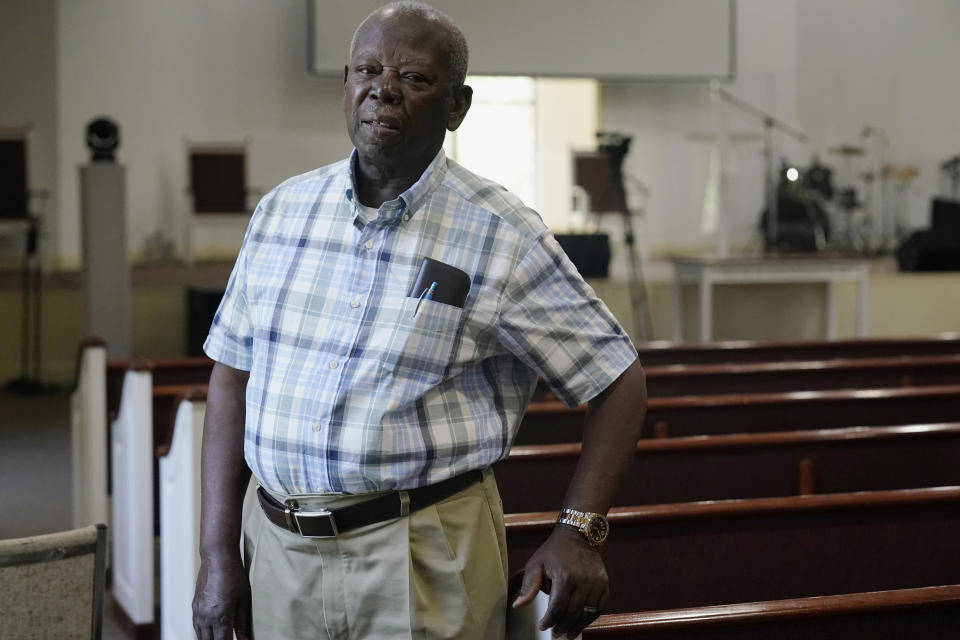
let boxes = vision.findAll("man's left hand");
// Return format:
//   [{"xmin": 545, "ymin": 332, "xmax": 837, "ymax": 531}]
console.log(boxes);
[{"xmin": 512, "ymin": 526, "xmax": 609, "ymax": 639}]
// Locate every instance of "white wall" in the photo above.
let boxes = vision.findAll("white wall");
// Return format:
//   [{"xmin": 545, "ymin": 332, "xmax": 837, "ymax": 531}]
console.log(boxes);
[
  {"xmin": 601, "ymin": 0, "xmax": 960, "ymax": 255},
  {"xmin": 601, "ymin": 0, "xmax": 802, "ymax": 254},
  {"xmin": 55, "ymin": 0, "xmax": 352, "ymax": 266},
  {"xmin": 0, "ymin": 0, "xmax": 58, "ymax": 266},
  {"xmin": 796, "ymin": 0, "xmax": 960, "ymax": 233},
  {"xmin": 12, "ymin": 1, "xmax": 960, "ymax": 266}
]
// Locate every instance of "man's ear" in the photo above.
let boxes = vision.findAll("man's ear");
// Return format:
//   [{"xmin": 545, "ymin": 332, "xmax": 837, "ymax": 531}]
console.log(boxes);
[{"xmin": 447, "ymin": 85, "xmax": 473, "ymax": 132}]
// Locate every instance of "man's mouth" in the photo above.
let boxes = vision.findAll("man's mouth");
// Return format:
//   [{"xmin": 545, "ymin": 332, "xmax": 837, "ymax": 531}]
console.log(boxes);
[{"xmin": 362, "ymin": 118, "xmax": 401, "ymax": 131}]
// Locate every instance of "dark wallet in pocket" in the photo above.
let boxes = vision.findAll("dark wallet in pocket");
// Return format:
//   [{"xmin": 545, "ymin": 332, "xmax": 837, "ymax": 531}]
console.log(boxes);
[{"xmin": 407, "ymin": 257, "xmax": 471, "ymax": 308}]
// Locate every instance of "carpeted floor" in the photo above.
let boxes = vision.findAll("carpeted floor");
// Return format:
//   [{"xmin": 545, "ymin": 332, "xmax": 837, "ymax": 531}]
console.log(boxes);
[
  {"xmin": 0, "ymin": 389, "xmax": 131, "ymax": 639},
  {"xmin": 0, "ymin": 390, "xmax": 73, "ymax": 539}
]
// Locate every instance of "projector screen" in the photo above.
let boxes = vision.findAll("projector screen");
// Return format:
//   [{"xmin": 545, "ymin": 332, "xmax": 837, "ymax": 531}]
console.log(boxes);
[{"xmin": 309, "ymin": 0, "xmax": 735, "ymax": 81}]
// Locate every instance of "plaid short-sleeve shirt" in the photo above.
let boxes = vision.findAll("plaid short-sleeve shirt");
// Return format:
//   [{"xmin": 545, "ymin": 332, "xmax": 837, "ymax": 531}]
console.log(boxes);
[{"xmin": 205, "ymin": 150, "xmax": 637, "ymax": 495}]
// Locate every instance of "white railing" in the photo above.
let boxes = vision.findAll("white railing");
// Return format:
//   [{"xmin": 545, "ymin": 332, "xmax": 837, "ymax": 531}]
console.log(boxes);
[
  {"xmin": 70, "ymin": 341, "xmax": 108, "ymax": 528},
  {"xmin": 110, "ymin": 369, "xmax": 155, "ymax": 626},
  {"xmin": 159, "ymin": 397, "xmax": 206, "ymax": 640}
]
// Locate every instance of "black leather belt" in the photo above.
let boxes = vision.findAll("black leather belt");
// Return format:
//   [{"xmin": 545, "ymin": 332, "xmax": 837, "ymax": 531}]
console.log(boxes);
[{"xmin": 257, "ymin": 470, "xmax": 484, "ymax": 538}]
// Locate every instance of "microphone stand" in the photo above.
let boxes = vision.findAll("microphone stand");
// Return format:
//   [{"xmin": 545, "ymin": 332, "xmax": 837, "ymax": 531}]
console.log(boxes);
[
  {"xmin": 712, "ymin": 85, "xmax": 808, "ymax": 253},
  {"xmin": 598, "ymin": 133, "xmax": 652, "ymax": 340}
]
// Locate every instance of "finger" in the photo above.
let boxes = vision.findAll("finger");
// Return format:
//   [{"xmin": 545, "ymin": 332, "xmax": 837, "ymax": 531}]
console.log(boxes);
[
  {"xmin": 197, "ymin": 624, "xmax": 213, "ymax": 640},
  {"xmin": 538, "ymin": 573, "xmax": 571, "ymax": 631},
  {"xmin": 554, "ymin": 582, "xmax": 589, "ymax": 638},
  {"xmin": 597, "ymin": 580, "xmax": 610, "ymax": 615},
  {"xmin": 235, "ymin": 603, "xmax": 254, "ymax": 640},
  {"xmin": 213, "ymin": 618, "xmax": 235, "ymax": 640},
  {"xmin": 512, "ymin": 566, "xmax": 544, "ymax": 608},
  {"xmin": 569, "ymin": 584, "xmax": 605, "ymax": 638}
]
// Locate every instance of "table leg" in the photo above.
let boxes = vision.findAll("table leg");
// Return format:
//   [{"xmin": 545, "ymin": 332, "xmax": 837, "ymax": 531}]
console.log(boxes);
[
  {"xmin": 856, "ymin": 272, "xmax": 868, "ymax": 336},
  {"xmin": 699, "ymin": 276, "xmax": 713, "ymax": 342},
  {"xmin": 672, "ymin": 275, "xmax": 683, "ymax": 341},
  {"xmin": 825, "ymin": 281, "xmax": 837, "ymax": 339}
]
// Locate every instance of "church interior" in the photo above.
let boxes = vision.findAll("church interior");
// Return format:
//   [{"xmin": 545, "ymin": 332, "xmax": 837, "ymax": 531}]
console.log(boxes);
[{"xmin": 2, "ymin": 1, "xmax": 960, "ymax": 638}]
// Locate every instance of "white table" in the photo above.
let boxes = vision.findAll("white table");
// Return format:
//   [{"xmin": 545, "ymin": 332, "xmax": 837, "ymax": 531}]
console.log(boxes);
[{"xmin": 671, "ymin": 256, "xmax": 869, "ymax": 342}]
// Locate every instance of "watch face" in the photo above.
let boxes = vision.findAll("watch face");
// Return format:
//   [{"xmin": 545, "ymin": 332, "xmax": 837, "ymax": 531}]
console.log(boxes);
[{"xmin": 585, "ymin": 516, "xmax": 609, "ymax": 545}]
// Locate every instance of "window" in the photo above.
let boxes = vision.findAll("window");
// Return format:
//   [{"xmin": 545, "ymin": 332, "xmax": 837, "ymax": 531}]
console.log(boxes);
[{"xmin": 445, "ymin": 76, "xmax": 598, "ymax": 230}]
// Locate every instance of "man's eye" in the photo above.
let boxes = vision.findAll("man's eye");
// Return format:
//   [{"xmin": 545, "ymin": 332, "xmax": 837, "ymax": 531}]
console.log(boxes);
[
  {"xmin": 357, "ymin": 66, "xmax": 376, "ymax": 75},
  {"xmin": 404, "ymin": 74, "xmax": 426, "ymax": 83}
]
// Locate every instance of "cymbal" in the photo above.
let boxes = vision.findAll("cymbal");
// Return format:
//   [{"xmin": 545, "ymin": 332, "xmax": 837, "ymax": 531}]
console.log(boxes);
[
  {"xmin": 828, "ymin": 145, "xmax": 867, "ymax": 156},
  {"xmin": 883, "ymin": 165, "xmax": 919, "ymax": 181},
  {"xmin": 685, "ymin": 132, "xmax": 764, "ymax": 143}
]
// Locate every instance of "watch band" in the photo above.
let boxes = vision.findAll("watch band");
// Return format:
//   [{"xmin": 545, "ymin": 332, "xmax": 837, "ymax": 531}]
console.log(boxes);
[{"xmin": 556, "ymin": 507, "xmax": 609, "ymax": 546}]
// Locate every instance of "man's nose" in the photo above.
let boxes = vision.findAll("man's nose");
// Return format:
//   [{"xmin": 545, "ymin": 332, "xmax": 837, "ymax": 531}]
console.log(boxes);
[{"xmin": 370, "ymin": 70, "xmax": 401, "ymax": 104}]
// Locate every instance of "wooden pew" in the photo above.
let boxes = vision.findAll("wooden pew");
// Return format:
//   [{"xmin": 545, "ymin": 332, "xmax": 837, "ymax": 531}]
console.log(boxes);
[
  {"xmin": 110, "ymin": 371, "xmax": 203, "ymax": 636},
  {"xmin": 639, "ymin": 353, "xmax": 960, "ymax": 397},
  {"xmin": 505, "ymin": 487, "xmax": 960, "ymax": 615},
  {"xmin": 532, "ymin": 353, "xmax": 960, "ymax": 402},
  {"xmin": 109, "ymin": 365, "xmax": 155, "ymax": 632},
  {"xmin": 583, "ymin": 585, "xmax": 960, "ymax": 638},
  {"xmin": 634, "ymin": 334, "xmax": 960, "ymax": 366},
  {"xmin": 107, "ymin": 356, "xmax": 213, "ymax": 419},
  {"xmin": 516, "ymin": 384, "xmax": 960, "ymax": 444},
  {"xmin": 103, "ymin": 336, "xmax": 960, "ymax": 417},
  {"xmin": 140, "ymin": 388, "xmax": 960, "ymax": 637},
  {"xmin": 496, "ymin": 423, "xmax": 960, "ymax": 513},
  {"xmin": 158, "ymin": 387, "xmax": 207, "ymax": 640},
  {"xmin": 105, "ymin": 350, "xmax": 960, "ymax": 421},
  {"xmin": 70, "ymin": 337, "xmax": 109, "ymax": 529}
]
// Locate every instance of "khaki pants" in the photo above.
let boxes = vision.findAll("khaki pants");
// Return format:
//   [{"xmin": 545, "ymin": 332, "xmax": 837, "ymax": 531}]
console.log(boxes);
[{"xmin": 243, "ymin": 469, "xmax": 508, "ymax": 639}]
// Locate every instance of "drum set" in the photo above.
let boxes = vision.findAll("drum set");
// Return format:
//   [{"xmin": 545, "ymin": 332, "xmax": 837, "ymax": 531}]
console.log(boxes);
[{"xmin": 758, "ymin": 134, "xmax": 919, "ymax": 255}]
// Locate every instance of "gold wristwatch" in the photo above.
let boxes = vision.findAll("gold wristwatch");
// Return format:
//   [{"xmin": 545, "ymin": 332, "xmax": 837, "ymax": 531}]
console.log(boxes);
[{"xmin": 556, "ymin": 508, "xmax": 609, "ymax": 547}]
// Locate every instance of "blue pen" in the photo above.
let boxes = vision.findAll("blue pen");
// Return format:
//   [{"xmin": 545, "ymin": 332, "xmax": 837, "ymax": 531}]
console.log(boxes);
[{"xmin": 415, "ymin": 281, "xmax": 437, "ymax": 316}]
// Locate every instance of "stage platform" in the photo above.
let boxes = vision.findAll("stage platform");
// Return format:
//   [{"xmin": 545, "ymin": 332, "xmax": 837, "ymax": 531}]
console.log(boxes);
[{"xmin": 1, "ymin": 256, "xmax": 958, "ymax": 384}]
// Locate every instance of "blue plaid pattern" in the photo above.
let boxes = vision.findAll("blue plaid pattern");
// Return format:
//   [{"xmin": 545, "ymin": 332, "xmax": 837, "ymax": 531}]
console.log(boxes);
[{"xmin": 205, "ymin": 150, "xmax": 637, "ymax": 494}]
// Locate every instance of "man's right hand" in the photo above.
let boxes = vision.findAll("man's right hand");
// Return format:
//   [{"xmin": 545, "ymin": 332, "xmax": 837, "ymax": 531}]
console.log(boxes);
[{"xmin": 193, "ymin": 552, "xmax": 253, "ymax": 640}]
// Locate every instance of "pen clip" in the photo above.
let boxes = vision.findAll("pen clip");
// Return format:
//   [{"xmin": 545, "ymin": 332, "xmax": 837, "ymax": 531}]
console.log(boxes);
[{"xmin": 414, "ymin": 281, "xmax": 437, "ymax": 316}]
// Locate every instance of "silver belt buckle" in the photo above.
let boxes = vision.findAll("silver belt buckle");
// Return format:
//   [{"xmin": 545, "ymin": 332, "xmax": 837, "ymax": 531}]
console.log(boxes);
[{"xmin": 290, "ymin": 507, "xmax": 339, "ymax": 538}]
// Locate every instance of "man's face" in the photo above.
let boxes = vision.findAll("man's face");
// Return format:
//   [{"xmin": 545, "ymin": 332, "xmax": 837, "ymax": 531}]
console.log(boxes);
[{"xmin": 343, "ymin": 13, "xmax": 469, "ymax": 176}]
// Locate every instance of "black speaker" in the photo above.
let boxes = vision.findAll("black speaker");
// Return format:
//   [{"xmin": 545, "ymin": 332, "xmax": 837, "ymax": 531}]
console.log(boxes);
[
  {"xmin": 0, "ymin": 138, "xmax": 28, "ymax": 219},
  {"xmin": 931, "ymin": 198, "xmax": 960, "ymax": 231},
  {"xmin": 187, "ymin": 288, "xmax": 225, "ymax": 356},
  {"xmin": 896, "ymin": 230, "xmax": 960, "ymax": 271},
  {"xmin": 554, "ymin": 234, "xmax": 611, "ymax": 278}
]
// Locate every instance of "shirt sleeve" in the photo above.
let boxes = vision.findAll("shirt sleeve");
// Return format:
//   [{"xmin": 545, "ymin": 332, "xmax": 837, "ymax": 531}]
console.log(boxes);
[
  {"xmin": 497, "ymin": 232, "xmax": 638, "ymax": 407},
  {"xmin": 203, "ymin": 230, "xmax": 254, "ymax": 371}
]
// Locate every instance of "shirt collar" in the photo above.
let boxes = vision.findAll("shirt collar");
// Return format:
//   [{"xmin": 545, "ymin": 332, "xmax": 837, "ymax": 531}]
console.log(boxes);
[{"xmin": 344, "ymin": 148, "xmax": 447, "ymax": 224}]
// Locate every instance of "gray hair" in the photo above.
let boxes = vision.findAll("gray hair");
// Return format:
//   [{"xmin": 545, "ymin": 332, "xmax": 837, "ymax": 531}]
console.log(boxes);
[{"xmin": 349, "ymin": 1, "xmax": 469, "ymax": 91}]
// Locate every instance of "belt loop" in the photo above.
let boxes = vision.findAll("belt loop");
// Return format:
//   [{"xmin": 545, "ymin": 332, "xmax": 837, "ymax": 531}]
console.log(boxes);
[{"xmin": 399, "ymin": 490, "xmax": 410, "ymax": 517}]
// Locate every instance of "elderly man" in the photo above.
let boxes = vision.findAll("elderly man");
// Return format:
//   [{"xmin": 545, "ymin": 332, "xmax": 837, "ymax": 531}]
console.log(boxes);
[{"xmin": 193, "ymin": 2, "xmax": 646, "ymax": 639}]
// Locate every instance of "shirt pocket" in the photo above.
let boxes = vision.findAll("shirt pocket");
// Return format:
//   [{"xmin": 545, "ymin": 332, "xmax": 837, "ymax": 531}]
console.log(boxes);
[{"xmin": 383, "ymin": 296, "xmax": 464, "ymax": 387}]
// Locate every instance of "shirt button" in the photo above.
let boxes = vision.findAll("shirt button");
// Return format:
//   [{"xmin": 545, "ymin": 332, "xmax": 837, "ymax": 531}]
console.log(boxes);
[
  {"xmin": 313, "ymin": 422, "xmax": 321, "ymax": 432},
  {"xmin": 350, "ymin": 297, "xmax": 361, "ymax": 308},
  {"xmin": 402, "ymin": 213, "xmax": 411, "ymax": 221},
  {"xmin": 364, "ymin": 240, "xmax": 374, "ymax": 250},
  {"xmin": 329, "ymin": 359, "xmax": 339, "ymax": 370}
]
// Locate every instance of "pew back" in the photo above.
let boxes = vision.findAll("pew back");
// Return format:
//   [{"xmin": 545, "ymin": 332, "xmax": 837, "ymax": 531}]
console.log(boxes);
[
  {"xmin": 159, "ymin": 390, "xmax": 207, "ymax": 640},
  {"xmin": 496, "ymin": 423, "xmax": 960, "ymax": 512},
  {"xmin": 641, "ymin": 353, "xmax": 960, "ymax": 397},
  {"xmin": 505, "ymin": 488, "xmax": 960, "ymax": 614},
  {"xmin": 516, "ymin": 385, "xmax": 960, "ymax": 444},
  {"xmin": 583, "ymin": 585, "xmax": 960, "ymax": 639},
  {"xmin": 634, "ymin": 334, "xmax": 960, "ymax": 366}
]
